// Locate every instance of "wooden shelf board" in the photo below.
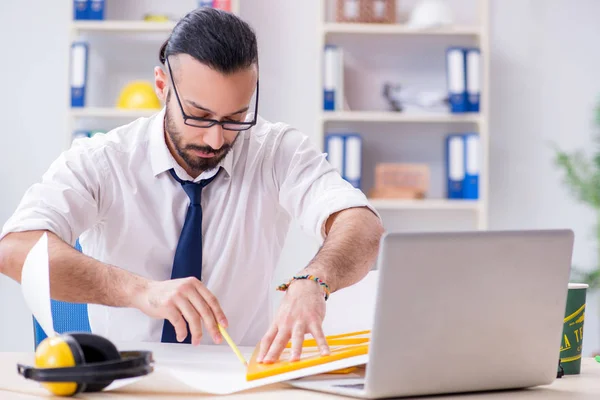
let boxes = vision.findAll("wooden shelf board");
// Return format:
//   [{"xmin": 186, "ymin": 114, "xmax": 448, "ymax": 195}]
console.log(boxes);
[
  {"xmin": 369, "ymin": 198, "xmax": 481, "ymax": 210},
  {"xmin": 70, "ymin": 107, "xmax": 160, "ymax": 118},
  {"xmin": 323, "ymin": 23, "xmax": 481, "ymax": 36},
  {"xmin": 71, "ymin": 20, "xmax": 176, "ymax": 33},
  {"xmin": 322, "ymin": 111, "xmax": 482, "ymax": 124}
]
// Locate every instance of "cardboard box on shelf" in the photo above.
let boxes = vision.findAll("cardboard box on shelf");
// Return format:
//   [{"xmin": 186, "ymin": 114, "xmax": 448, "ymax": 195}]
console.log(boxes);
[
  {"xmin": 369, "ymin": 163, "xmax": 430, "ymax": 199},
  {"xmin": 336, "ymin": 0, "xmax": 396, "ymax": 24}
]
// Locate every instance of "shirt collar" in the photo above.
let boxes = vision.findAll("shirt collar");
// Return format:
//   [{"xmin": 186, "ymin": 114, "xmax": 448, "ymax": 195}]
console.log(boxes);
[{"xmin": 149, "ymin": 107, "xmax": 235, "ymax": 181}]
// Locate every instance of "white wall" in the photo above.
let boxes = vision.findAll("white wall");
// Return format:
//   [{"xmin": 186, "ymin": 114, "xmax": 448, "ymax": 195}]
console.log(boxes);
[
  {"xmin": 0, "ymin": 1, "xmax": 71, "ymax": 351},
  {"xmin": 1, "ymin": 0, "xmax": 600, "ymax": 357},
  {"xmin": 239, "ymin": 0, "xmax": 322, "ymax": 308},
  {"xmin": 489, "ymin": 0, "xmax": 600, "ymax": 279},
  {"xmin": 488, "ymin": 0, "xmax": 600, "ymax": 355}
]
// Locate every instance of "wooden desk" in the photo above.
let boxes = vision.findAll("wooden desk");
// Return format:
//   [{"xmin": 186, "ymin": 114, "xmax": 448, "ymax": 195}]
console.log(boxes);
[{"xmin": 0, "ymin": 353, "xmax": 598, "ymax": 399}]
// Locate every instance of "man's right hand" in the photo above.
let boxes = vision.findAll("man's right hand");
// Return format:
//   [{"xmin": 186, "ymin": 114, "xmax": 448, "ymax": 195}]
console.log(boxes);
[{"xmin": 133, "ymin": 277, "xmax": 228, "ymax": 346}]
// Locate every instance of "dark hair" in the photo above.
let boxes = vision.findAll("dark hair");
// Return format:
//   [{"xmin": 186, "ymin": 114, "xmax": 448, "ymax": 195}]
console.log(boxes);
[{"xmin": 159, "ymin": 7, "xmax": 258, "ymax": 74}]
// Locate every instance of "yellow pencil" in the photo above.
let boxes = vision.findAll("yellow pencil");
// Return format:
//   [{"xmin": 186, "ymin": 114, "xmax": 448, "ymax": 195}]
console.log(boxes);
[{"xmin": 218, "ymin": 324, "xmax": 248, "ymax": 367}]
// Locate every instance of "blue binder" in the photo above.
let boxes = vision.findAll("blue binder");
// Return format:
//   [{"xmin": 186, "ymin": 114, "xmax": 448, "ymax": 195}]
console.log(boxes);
[
  {"xmin": 445, "ymin": 134, "xmax": 465, "ymax": 198},
  {"xmin": 343, "ymin": 133, "xmax": 362, "ymax": 189},
  {"xmin": 70, "ymin": 42, "xmax": 89, "ymax": 108},
  {"xmin": 87, "ymin": 0, "xmax": 105, "ymax": 20},
  {"xmin": 466, "ymin": 48, "xmax": 481, "ymax": 112},
  {"xmin": 72, "ymin": 130, "xmax": 90, "ymax": 141},
  {"xmin": 463, "ymin": 133, "xmax": 479, "ymax": 199},
  {"xmin": 325, "ymin": 133, "xmax": 362, "ymax": 189},
  {"xmin": 73, "ymin": 0, "xmax": 89, "ymax": 20},
  {"xmin": 446, "ymin": 47, "xmax": 468, "ymax": 113},
  {"xmin": 323, "ymin": 45, "xmax": 343, "ymax": 111},
  {"xmin": 325, "ymin": 133, "xmax": 345, "ymax": 176}
]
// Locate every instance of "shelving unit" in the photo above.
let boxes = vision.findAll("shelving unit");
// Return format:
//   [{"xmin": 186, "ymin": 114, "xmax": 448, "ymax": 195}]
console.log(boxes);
[
  {"xmin": 66, "ymin": 0, "xmax": 240, "ymax": 150},
  {"xmin": 317, "ymin": 0, "xmax": 490, "ymax": 229}
]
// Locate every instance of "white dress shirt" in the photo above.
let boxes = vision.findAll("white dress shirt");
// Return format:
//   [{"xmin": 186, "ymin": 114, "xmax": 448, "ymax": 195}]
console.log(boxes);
[{"xmin": 1, "ymin": 108, "xmax": 377, "ymax": 346}]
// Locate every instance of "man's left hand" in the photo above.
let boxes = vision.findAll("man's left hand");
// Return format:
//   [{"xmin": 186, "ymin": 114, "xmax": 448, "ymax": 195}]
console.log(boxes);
[{"xmin": 256, "ymin": 279, "xmax": 330, "ymax": 363}]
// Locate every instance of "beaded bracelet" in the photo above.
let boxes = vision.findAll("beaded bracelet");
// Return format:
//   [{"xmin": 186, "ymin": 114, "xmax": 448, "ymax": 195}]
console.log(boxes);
[{"xmin": 276, "ymin": 274, "xmax": 331, "ymax": 301}]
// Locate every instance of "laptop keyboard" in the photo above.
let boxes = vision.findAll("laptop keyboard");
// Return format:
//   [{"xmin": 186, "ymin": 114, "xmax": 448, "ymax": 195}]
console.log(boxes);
[{"xmin": 334, "ymin": 383, "xmax": 365, "ymax": 390}]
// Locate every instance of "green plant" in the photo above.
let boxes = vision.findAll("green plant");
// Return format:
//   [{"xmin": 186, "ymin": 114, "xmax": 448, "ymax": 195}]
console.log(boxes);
[{"xmin": 553, "ymin": 101, "xmax": 600, "ymax": 289}]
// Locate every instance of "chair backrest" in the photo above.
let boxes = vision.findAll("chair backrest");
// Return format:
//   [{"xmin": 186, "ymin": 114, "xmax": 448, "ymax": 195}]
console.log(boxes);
[
  {"xmin": 33, "ymin": 239, "xmax": 91, "ymax": 349},
  {"xmin": 33, "ymin": 301, "xmax": 91, "ymax": 348}
]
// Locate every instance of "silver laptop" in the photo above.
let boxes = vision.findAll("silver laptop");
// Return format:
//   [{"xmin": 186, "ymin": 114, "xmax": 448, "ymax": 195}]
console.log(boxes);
[{"xmin": 290, "ymin": 229, "xmax": 574, "ymax": 399}]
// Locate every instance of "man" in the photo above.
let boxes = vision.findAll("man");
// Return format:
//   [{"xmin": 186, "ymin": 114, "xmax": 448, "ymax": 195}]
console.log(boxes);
[{"xmin": 0, "ymin": 8, "xmax": 383, "ymax": 363}]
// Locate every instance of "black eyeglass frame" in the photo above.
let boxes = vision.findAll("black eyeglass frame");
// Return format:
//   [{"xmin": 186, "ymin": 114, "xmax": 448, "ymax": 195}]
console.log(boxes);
[{"xmin": 165, "ymin": 57, "xmax": 259, "ymax": 131}]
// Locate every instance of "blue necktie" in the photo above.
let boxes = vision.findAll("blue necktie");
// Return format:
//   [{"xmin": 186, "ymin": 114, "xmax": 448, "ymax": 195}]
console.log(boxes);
[{"xmin": 161, "ymin": 167, "xmax": 220, "ymax": 343}]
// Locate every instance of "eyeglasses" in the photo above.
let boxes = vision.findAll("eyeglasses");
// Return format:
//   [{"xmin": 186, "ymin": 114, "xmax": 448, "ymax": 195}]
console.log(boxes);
[{"xmin": 166, "ymin": 57, "xmax": 259, "ymax": 131}]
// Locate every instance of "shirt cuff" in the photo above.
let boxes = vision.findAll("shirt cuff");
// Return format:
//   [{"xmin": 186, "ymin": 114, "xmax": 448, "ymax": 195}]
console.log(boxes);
[
  {"xmin": 0, "ymin": 212, "xmax": 74, "ymax": 245},
  {"xmin": 305, "ymin": 187, "xmax": 381, "ymax": 244}
]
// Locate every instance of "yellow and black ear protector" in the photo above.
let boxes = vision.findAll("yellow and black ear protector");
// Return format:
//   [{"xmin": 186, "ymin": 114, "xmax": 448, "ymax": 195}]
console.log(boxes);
[{"xmin": 17, "ymin": 332, "xmax": 153, "ymax": 397}]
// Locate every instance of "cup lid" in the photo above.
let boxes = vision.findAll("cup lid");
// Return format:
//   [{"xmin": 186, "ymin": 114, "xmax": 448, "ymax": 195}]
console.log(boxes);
[{"xmin": 568, "ymin": 283, "xmax": 589, "ymax": 289}]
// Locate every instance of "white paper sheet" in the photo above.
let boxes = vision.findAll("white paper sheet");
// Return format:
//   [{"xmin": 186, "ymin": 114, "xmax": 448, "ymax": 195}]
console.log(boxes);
[
  {"xmin": 107, "ymin": 354, "xmax": 368, "ymax": 395},
  {"xmin": 21, "ymin": 232, "xmax": 55, "ymax": 338},
  {"xmin": 13, "ymin": 231, "xmax": 371, "ymax": 396},
  {"xmin": 101, "ymin": 342, "xmax": 368, "ymax": 394}
]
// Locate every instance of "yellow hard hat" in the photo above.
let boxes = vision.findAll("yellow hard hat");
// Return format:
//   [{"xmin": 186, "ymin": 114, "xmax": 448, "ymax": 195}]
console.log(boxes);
[
  {"xmin": 116, "ymin": 81, "xmax": 162, "ymax": 109},
  {"xmin": 143, "ymin": 14, "xmax": 171, "ymax": 22}
]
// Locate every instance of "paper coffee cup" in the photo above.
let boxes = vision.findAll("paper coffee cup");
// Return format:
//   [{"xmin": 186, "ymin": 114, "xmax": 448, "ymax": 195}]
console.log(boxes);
[{"xmin": 559, "ymin": 283, "xmax": 588, "ymax": 375}]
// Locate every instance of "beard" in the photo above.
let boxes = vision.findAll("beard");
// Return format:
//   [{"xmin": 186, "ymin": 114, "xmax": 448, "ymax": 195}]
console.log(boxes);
[{"xmin": 164, "ymin": 102, "xmax": 236, "ymax": 177}]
